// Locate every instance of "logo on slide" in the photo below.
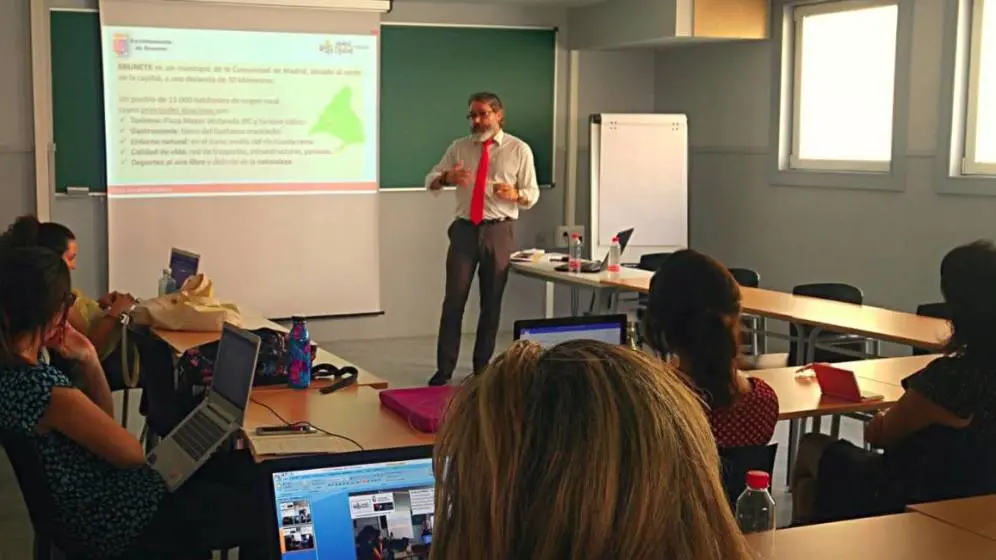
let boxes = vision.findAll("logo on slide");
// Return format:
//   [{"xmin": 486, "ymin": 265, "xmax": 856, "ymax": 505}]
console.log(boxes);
[
  {"xmin": 319, "ymin": 39, "xmax": 354, "ymax": 55},
  {"xmin": 112, "ymin": 33, "xmax": 131, "ymax": 58}
]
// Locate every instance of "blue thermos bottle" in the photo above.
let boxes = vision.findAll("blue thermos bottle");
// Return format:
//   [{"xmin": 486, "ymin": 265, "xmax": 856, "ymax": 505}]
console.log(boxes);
[{"xmin": 288, "ymin": 316, "xmax": 312, "ymax": 389}]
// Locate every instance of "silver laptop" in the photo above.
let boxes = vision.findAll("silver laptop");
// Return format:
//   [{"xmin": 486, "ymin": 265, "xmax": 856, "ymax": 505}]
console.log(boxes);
[{"xmin": 147, "ymin": 323, "xmax": 261, "ymax": 491}]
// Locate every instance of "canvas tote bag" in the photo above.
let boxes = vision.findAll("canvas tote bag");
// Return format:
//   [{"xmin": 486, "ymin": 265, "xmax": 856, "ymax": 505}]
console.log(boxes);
[{"xmin": 131, "ymin": 273, "xmax": 242, "ymax": 331}]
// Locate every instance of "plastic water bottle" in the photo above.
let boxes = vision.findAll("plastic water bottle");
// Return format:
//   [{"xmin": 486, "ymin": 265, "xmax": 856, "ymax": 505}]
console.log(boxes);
[
  {"xmin": 568, "ymin": 232, "xmax": 583, "ymax": 273},
  {"xmin": 606, "ymin": 236, "xmax": 621, "ymax": 279},
  {"xmin": 158, "ymin": 268, "xmax": 176, "ymax": 296},
  {"xmin": 288, "ymin": 316, "xmax": 313, "ymax": 389},
  {"xmin": 736, "ymin": 470, "xmax": 775, "ymax": 556},
  {"xmin": 627, "ymin": 322, "xmax": 640, "ymax": 351}
]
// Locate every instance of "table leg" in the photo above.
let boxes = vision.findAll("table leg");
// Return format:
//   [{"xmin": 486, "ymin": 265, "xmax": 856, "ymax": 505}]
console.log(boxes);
[
  {"xmin": 544, "ymin": 281, "xmax": 555, "ymax": 319},
  {"xmin": 787, "ymin": 417, "xmax": 803, "ymax": 487},
  {"xmin": 589, "ymin": 289, "xmax": 615, "ymax": 315}
]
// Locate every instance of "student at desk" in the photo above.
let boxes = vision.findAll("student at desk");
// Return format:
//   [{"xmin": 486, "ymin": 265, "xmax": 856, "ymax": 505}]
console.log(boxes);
[
  {"xmin": 431, "ymin": 340, "xmax": 753, "ymax": 560},
  {"xmin": 0, "ymin": 216, "xmax": 137, "ymax": 389},
  {"xmin": 792, "ymin": 241, "xmax": 996, "ymax": 524},
  {"xmin": 0, "ymin": 247, "xmax": 267, "ymax": 558},
  {"xmin": 642, "ymin": 249, "xmax": 779, "ymax": 448}
]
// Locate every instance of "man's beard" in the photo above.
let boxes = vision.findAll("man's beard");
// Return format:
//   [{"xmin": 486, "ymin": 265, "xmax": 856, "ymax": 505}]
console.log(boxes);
[{"xmin": 472, "ymin": 125, "xmax": 499, "ymax": 142}]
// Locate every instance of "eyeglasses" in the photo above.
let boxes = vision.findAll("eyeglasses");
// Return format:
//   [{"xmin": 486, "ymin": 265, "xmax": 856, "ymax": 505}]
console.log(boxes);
[{"xmin": 466, "ymin": 111, "xmax": 493, "ymax": 120}]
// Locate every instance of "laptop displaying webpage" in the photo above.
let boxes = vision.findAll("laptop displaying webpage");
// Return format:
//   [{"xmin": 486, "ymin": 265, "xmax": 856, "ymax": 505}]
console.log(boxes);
[
  {"xmin": 169, "ymin": 251, "xmax": 199, "ymax": 288},
  {"xmin": 518, "ymin": 322, "xmax": 624, "ymax": 348},
  {"xmin": 271, "ymin": 458, "xmax": 435, "ymax": 559}
]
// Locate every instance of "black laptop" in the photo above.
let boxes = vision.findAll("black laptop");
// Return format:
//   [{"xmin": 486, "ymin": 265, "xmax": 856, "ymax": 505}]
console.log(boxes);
[
  {"xmin": 264, "ymin": 445, "xmax": 436, "ymax": 558},
  {"xmin": 555, "ymin": 228, "xmax": 635, "ymax": 273}
]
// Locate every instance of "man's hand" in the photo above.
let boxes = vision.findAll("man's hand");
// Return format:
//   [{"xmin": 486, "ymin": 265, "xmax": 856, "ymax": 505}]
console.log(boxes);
[
  {"xmin": 494, "ymin": 183, "xmax": 519, "ymax": 202},
  {"xmin": 443, "ymin": 162, "xmax": 473, "ymax": 188}
]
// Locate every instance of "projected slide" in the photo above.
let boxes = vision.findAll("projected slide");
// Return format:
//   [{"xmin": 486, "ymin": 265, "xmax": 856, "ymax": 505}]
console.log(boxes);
[{"xmin": 101, "ymin": 26, "xmax": 378, "ymax": 197}]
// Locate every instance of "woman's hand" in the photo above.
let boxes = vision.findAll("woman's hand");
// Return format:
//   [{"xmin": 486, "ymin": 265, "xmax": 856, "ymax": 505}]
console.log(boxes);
[
  {"xmin": 46, "ymin": 323, "xmax": 99, "ymax": 364},
  {"xmin": 106, "ymin": 293, "xmax": 137, "ymax": 318}
]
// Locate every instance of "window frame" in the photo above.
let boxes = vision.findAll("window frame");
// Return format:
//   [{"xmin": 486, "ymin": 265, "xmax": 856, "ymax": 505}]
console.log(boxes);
[
  {"xmin": 962, "ymin": 0, "xmax": 996, "ymax": 176},
  {"xmin": 788, "ymin": 0, "xmax": 901, "ymax": 173}
]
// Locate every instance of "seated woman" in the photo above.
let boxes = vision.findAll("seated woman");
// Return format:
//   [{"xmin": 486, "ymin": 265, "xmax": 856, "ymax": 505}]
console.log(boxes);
[
  {"xmin": 431, "ymin": 339, "xmax": 754, "ymax": 560},
  {"xmin": 792, "ymin": 240, "xmax": 996, "ymax": 524},
  {"xmin": 0, "ymin": 216, "xmax": 138, "ymax": 389},
  {"xmin": 0, "ymin": 247, "xmax": 267, "ymax": 558},
  {"xmin": 643, "ymin": 249, "xmax": 778, "ymax": 448}
]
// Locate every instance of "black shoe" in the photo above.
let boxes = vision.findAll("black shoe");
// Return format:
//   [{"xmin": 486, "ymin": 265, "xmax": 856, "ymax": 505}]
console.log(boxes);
[{"xmin": 427, "ymin": 372, "xmax": 451, "ymax": 386}]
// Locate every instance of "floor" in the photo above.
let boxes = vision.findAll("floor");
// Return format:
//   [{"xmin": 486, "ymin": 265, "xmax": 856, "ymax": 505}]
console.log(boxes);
[{"xmin": 0, "ymin": 333, "xmax": 865, "ymax": 558}]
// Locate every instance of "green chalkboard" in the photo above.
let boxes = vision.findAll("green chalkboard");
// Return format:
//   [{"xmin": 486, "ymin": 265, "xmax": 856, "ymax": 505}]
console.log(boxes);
[
  {"xmin": 47, "ymin": 14, "xmax": 557, "ymax": 193},
  {"xmin": 51, "ymin": 10, "xmax": 107, "ymax": 193},
  {"xmin": 379, "ymin": 25, "xmax": 556, "ymax": 188}
]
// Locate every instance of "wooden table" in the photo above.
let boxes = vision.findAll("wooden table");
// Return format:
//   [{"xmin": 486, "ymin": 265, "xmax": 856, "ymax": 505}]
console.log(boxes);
[
  {"xmin": 750, "ymin": 366, "xmax": 904, "ymax": 421},
  {"xmin": 152, "ymin": 314, "xmax": 389, "ymax": 390},
  {"xmin": 909, "ymin": 495, "xmax": 996, "ymax": 542},
  {"xmin": 245, "ymin": 385, "xmax": 434, "ymax": 457},
  {"xmin": 601, "ymin": 277, "xmax": 950, "ymax": 350},
  {"xmin": 510, "ymin": 256, "xmax": 651, "ymax": 317},
  {"xmin": 844, "ymin": 354, "xmax": 940, "ymax": 387},
  {"xmin": 745, "ymin": 513, "xmax": 996, "ymax": 559}
]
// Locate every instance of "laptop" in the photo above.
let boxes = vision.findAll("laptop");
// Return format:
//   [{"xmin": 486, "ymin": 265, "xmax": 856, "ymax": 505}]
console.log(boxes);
[
  {"xmin": 169, "ymin": 247, "xmax": 201, "ymax": 289},
  {"xmin": 513, "ymin": 314, "xmax": 629, "ymax": 347},
  {"xmin": 147, "ymin": 323, "xmax": 261, "ymax": 490},
  {"xmin": 554, "ymin": 228, "xmax": 634, "ymax": 273},
  {"xmin": 265, "ymin": 446, "xmax": 436, "ymax": 559},
  {"xmin": 808, "ymin": 363, "xmax": 884, "ymax": 403}
]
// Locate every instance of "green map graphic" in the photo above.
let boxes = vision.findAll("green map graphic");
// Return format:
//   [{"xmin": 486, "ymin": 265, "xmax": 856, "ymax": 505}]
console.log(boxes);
[{"xmin": 309, "ymin": 86, "xmax": 364, "ymax": 147}]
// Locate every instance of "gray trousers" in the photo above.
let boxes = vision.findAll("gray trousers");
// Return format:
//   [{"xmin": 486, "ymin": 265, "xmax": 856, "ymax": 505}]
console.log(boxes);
[{"xmin": 435, "ymin": 218, "xmax": 515, "ymax": 379}]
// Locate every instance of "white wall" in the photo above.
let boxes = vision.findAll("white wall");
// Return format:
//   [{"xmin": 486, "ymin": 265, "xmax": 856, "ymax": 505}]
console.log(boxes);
[
  {"xmin": 654, "ymin": 0, "xmax": 995, "ymax": 314},
  {"xmin": 12, "ymin": 1, "xmax": 659, "ymax": 341}
]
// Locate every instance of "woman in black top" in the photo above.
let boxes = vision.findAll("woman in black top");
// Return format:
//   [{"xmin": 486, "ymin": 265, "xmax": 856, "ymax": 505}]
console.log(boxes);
[{"xmin": 792, "ymin": 240, "xmax": 996, "ymax": 523}]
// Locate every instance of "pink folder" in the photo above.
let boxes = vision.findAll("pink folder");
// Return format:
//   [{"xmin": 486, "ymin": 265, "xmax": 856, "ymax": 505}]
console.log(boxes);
[{"xmin": 379, "ymin": 386, "xmax": 456, "ymax": 433}]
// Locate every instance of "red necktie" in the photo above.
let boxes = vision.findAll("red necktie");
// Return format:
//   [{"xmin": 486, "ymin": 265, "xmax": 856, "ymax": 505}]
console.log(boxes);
[{"xmin": 469, "ymin": 138, "xmax": 494, "ymax": 225}]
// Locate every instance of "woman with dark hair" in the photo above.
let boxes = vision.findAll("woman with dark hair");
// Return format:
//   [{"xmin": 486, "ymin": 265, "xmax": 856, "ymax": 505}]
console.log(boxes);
[
  {"xmin": 792, "ymin": 240, "xmax": 996, "ymax": 523},
  {"xmin": 0, "ymin": 216, "xmax": 137, "ymax": 386},
  {"xmin": 642, "ymin": 249, "xmax": 778, "ymax": 449},
  {"xmin": 0, "ymin": 247, "xmax": 267, "ymax": 558}
]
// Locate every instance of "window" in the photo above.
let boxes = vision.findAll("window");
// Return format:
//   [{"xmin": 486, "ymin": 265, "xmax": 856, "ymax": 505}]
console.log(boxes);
[
  {"xmin": 788, "ymin": 1, "xmax": 900, "ymax": 172},
  {"xmin": 964, "ymin": 0, "xmax": 996, "ymax": 175}
]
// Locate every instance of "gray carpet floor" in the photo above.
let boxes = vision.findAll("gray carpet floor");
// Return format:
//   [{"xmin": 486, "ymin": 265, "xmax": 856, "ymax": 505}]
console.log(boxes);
[{"xmin": 0, "ymin": 333, "xmax": 865, "ymax": 557}]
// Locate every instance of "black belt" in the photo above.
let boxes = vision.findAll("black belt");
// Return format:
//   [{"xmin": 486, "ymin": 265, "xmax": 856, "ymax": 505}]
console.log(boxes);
[{"xmin": 459, "ymin": 217, "xmax": 513, "ymax": 225}]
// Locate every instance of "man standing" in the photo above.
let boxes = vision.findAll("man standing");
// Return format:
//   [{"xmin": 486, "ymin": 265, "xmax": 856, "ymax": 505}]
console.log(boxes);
[{"xmin": 426, "ymin": 92, "xmax": 540, "ymax": 386}]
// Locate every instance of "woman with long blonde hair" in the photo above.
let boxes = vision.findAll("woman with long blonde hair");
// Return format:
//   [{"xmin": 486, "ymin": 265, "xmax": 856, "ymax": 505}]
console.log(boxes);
[{"xmin": 430, "ymin": 340, "xmax": 754, "ymax": 560}]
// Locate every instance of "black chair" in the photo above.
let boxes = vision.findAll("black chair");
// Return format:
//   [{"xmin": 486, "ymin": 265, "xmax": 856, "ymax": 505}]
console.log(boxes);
[
  {"xmin": 913, "ymin": 302, "xmax": 950, "ymax": 355},
  {"xmin": 788, "ymin": 283, "xmax": 866, "ymax": 366},
  {"xmin": 2, "ymin": 432, "xmax": 83, "ymax": 559},
  {"xmin": 718, "ymin": 443, "xmax": 778, "ymax": 509},
  {"xmin": 728, "ymin": 267, "xmax": 760, "ymax": 289}
]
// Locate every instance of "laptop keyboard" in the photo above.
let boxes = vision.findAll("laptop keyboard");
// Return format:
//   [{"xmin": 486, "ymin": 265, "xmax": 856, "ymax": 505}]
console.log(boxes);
[{"xmin": 173, "ymin": 409, "xmax": 228, "ymax": 460}]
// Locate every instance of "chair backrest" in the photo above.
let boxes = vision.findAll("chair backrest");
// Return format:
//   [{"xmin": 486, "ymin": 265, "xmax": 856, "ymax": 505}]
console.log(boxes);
[
  {"xmin": 913, "ymin": 302, "xmax": 950, "ymax": 355},
  {"xmin": 0, "ymin": 433, "xmax": 76, "ymax": 557},
  {"xmin": 916, "ymin": 302, "xmax": 950, "ymax": 319},
  {"xmin": 718, "ymin": 443, "xmax": 778, "ymax": 509},
  {"xmin": 789, "ymin": 283, "xmax": 864, "ymax": 365},
  {"xmin": 728, "ymin": 267, "xmax": 760, "ymax": 288},
  {"xmin": 636, "ymin": 252, "xmax": 672, "ymax": 272}
]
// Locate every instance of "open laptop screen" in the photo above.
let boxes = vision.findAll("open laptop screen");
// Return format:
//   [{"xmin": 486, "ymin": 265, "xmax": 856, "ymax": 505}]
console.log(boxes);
[
  {"xmin": 513, "ymin": 315, "xmax": 628, "ymax": 347},
  {"xmin": 211, "ymin": 325, "xmax": 260, "ymax": 410},
  {"xmin": 269, "ymin": 452, "xmax": 435, "ymax": 559},
  {"xmin": 169, "ymin": 248, "xmax": 200, "ymax": 288}
]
